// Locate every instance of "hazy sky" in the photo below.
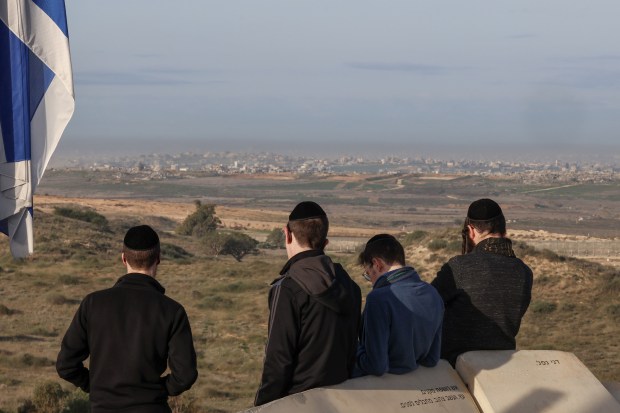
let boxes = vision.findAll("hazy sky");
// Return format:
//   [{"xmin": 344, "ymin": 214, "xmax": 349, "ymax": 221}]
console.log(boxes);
[{"xmin": 61, "ymin": 1, "xmax": 620, "ymax": 156}]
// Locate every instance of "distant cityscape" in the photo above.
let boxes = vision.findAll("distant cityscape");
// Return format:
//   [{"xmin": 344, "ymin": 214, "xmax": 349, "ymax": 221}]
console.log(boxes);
[{"xmin": 53, "ymin": 151, "xmax": 619, "ymax": 184}]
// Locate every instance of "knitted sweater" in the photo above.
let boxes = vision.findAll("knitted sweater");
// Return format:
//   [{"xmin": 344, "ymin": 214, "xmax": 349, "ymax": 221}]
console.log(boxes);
[{"xmin": 431, "ymin": 238, "xmax": 533, "ymax": 365}]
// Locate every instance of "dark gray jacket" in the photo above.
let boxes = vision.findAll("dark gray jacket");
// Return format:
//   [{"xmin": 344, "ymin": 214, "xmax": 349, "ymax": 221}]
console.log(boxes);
[
  {"xmin": 255, "ymin": 250, "xmax": 362, "ymax": 406},
  {"xmin": 431, "ymin": 238, "xmax": 533, "ymax": 365}
]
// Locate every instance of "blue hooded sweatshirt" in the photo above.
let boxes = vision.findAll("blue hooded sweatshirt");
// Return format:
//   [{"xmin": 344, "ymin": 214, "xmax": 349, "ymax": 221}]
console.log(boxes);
[{"xmin": 353, "ymin": 266, "xmax": 444, "ymax": 377}]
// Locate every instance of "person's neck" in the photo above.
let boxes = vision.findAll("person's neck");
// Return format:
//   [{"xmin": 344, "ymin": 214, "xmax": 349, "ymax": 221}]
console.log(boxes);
[
  {"xmin": 286, "ymin": 245, "xmax": 314, "ymax": 260},
  {"xmin": 126, "ymin": 266, "xmax": 157, "ymax": 278},
  {"xmin": 474, "ymin": 232, "xmax": 503, "ymax": 246}
]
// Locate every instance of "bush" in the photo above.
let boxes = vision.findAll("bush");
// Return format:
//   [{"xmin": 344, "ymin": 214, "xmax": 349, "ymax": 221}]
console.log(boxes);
[
  {"xmin": 261, "ymin": 228, "xmax": 285, "ymax": 249},
  {"xmin": 198, "ymin": 294, "xmax": 233, "ymax": 309},
  {"xmin": 219, "ymin": 232, "xmax": 259, "ymax": 262},
  {"xmin": 427, "ymin": 239, "xmax": 448, "ymax": 251},
  {"xmin": 607, "ymin": 304, "xmax": 620, "ymax": 320},
  {"xmin": 58, "ymin": 275, "xmax": 82, "ymax": 285},
  {"xmin": 160, "ymin": 243, "xmax": 193, "ymax": 261},
  {"xmin": 20, "ymin": 354, "xmax": 54, "ymax": 367},
  {"xmin": 63, "ymin": 389, "xmax": 90, "ymax": 413},
  {"xmin": 53, "ymin": 206, "xmax": 108, "ymax": 230},
  {"xmin": 530, "ymin": 301, "xmax": 557, "ymax": 314},
  {"xmin": 0, "ymin": 303, "xmax": 14, "ymax": 315},
  {"xmin": 17, "ymin": 399, "xmax": 36, "ymax": 413},
  {"xmin": 604, "ymin": 273, "xmax": 620, "ymax": 295},
  {"xmin": 401, "ymin": 230, "xmax": 428, "ymax": 246},
  {"xmin": 203, "ymin": 232, "xmax": 258, "ymax": 262},
  {"xmin": 177, "ymin": 201, "xmax": 220, "ymax": 237},
  {"xmin": 33, "ymin": 381, "xmax": 67, "ymax": 413},
  {"xmin": 539, "ymin": 249, "xmax": 565, "ymax": 262},
  {"xmin": 46, "ymin": 293, "xmax": 72, "ymax": 305},
  {"xmin": 446, "ymin": 240, "xmax": 462, "ymax": 253}
]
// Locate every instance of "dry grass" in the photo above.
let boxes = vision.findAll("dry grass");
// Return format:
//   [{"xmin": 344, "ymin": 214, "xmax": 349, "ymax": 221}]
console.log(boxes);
[{"xmin": 0, "ymin": 201, "xmax": 618, "ymax": 412}]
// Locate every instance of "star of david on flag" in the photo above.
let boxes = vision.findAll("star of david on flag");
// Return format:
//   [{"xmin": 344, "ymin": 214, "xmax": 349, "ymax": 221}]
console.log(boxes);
[{"xmin": 0, "ymin": 0, "xmax": 74, "ymax": 257}]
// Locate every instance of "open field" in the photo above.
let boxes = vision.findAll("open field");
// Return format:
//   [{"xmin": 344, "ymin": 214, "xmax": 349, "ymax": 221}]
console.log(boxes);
[
  {"xmin": 0, "ymin": 172, "xmax": 618, "ymax": 411},
  {"xmin": 38, "ymin": 170, "xmax": 620, "ymax": 239}
]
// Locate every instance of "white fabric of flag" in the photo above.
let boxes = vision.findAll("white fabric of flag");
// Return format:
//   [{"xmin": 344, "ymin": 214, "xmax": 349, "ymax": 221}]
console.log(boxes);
[{"xmin": 0, "ymin": 0, "xmax": 74, "ymax": 257}]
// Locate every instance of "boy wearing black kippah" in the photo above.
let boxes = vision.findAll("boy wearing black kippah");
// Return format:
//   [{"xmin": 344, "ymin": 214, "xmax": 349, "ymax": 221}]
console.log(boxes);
[
  {"xmin": 431, "ymin": 199, "xmax": 533, "ymax": 366},
  {"xmin": 57, "ymin": 225, "xmax": 197, "ymax": 413},
  {"xmin": 254, "ymin": 201, "xmax": 362, "ymax": 406}
]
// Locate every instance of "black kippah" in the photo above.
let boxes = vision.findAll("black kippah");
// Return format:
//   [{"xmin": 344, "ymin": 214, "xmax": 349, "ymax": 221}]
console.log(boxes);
[
  {"xmin": 123, "ymin": 225, "xmax": 159, "ymax": 250},
  {"xmin": 467, "ymin": 198, "xmax": 503, "ymax": 221},
  {"xmin": 289, "ymin": 201, "xmax": 327, "ymax": 221},
  {"xmin": 366, "ymin": 233, "xmax": 396, "ymax": 245}
]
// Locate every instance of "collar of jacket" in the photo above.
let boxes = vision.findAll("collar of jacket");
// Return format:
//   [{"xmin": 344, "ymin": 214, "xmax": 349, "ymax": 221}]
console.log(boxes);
[
  {"xmin": 474, "ymin": 237, "xmax": 516, "ymax": 257},
  {"xmin": 279, "ymin": 249, "xmax": 324, "ymax": 275},
  {"xmin": 373, "ymin": 266, "xmax": 419, "ymax": 290},
  {"xmin": 114, "ymin": 273, "xmax": 166, "ymax": 294}
]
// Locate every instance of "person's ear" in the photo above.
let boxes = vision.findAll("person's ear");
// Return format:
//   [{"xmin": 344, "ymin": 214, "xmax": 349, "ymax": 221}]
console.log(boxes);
[
  {"xmin": 121, "ymin": 252, "xmax": 127, "ymax": 265},
  {"xmin": 467, "ymin": 224, "xmax": 477, "ymax": 239},
  {"xmin": 371, "ymin": 257, "xmax": 382, "ymax": 272},
  {"xmin": 283, "ymin": 226, "xmax": 293, "ymax": 244},
  {"xmin": 324, "ymin": 238, "xmax": 329, "ymax": 248}
]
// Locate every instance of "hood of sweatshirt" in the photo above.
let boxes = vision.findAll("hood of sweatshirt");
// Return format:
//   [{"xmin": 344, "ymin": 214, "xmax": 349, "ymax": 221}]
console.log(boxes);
[{"xmin": 279, "ymin": 250, "xmax": 357, "ymax": 315}]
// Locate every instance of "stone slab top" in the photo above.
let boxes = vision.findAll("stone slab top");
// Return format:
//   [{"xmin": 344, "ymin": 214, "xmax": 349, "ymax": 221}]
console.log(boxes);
[
  {"xmin": 242, "ymin": 360, "xmax": 480, "ymax": 413},
  {"xmin": 456, "ymin": 350, "xmax": 620, "ymax": 413}
]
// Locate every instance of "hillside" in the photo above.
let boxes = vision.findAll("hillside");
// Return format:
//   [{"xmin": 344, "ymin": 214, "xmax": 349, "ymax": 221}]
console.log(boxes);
[{"xmin": 0, "ymin": 201, "xmax": 618, "ymax": 412}]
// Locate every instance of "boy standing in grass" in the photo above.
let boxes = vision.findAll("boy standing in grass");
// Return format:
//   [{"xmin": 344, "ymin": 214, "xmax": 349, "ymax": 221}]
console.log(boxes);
[
  {"xmin": 254, "ymin": 201, "xmax": 362, "ymax": 406},
  {"xmin": 57, "ymin": 225, "xmax": 197, "ymax": 413}
]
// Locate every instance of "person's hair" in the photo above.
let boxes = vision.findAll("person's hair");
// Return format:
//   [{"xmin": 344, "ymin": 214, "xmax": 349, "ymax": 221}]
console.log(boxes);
[
  {"xmin": 288, "ymin": 216, "xmax": 329, "ymax": 250},
  {"xmin": 358, "ymin": 234, "xmax": 405, "ymax": 267},
  {"xmin": 466, "ymin": 214, "xmax": 506, "ymax": 236},
  {"xmin": 122, "ymin": 244, "xmax": 160, "ymax": 269}
]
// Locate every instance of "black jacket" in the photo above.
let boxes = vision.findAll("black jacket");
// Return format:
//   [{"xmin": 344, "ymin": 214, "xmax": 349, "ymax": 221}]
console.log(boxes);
[
  {"xmin": 254, "ymin": 250, "xmax": 362, "ymax": 406},
  {"xmin": 431, "ymin": 238, "xmax": 533, "ymax": 366},
  {"xmin": 56, "ymin": 273, "xmax": 198, "ymax": 413}
]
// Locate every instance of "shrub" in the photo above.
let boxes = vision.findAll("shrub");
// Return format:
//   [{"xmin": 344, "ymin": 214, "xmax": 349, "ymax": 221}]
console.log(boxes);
[
  {"xmin": 401, "ymin": 230, "xmax": 428, "ymax": 246},
  {"xmin": 46, "ymin": 293, "xmax": 71, "ymax": 305},
  {"xmin": 169, "ymin": 394, "xmax": 198, "ymax": 413},
  {"xmin": 219, "ymin": 232, "xmax": 259, "ymax": 262},
  {"xmin": 177, "ymin": 201, "xmax": 220, "ymax": 237},
  {"xmin": 0, "ymin": 303, "xmax": 14, "ymax": 315},
  {"xmin": 203, "ymin": 232, "xmax": 258, "ymax": 262},
  {"xmin": 198, "ymin": 294, "xmax": 233, "ymax": 309},
  {"xmin": 33, "ymin": 381, "xmax": 66, "ymax": 413},
  {"xmin": 20, "ymin": 354, "xmax": 54, "ymax": 367},
  {"xmin": 261, "ymin": 228, "xmax": 285, "ymax": 249},
  {"xmin": 446, "ymin": 240, "xmax": 462, "ymax": 253},
  {"xmin": 607, "ymin": 304, "xmax": 620, "ymax": 320},
  {"xmin": 427, "ymin": 239, "xmax": 448, "ymax": 251},
  {"xmin": 63, "ymin": 389, "xmax": 90, "ymax": 413},
  {"xmin": 539, "ymin": 249, "xmax": 565, "ymax": 262},
  {"xmin": 58, "ymin": 275, "xmax": 82, "ymax": 285},
  {"xmin": 604, "ymin": 273, "xmax": 620, "ymax": 295},
  {"xmin": 17, "ymin": 399, "xmax": 36, "ymax": 413},
  {"xmin": 53, "ymin": 206, "xmax": 108, "ymax": 230},
  {"xmin": 530, "ymin": 301, "xmax": 557, "ymax": 314},
  {"xmin": 161, "ymin": 243, "xmax": 193, "ymax": 261},
  {"xmin": 30, "ymin": 327, "xmax": 58, "ymax": 337}
]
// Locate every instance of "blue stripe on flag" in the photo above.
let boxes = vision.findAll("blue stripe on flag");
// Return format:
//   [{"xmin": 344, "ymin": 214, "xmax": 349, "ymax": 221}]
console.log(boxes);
[
  {"xmin": 31, "ymin": 0, "xmax": 69, "ymax": 37},
  {"xmin": 0, "ymin": 23, "xmax": 54, "ymax": 163}
]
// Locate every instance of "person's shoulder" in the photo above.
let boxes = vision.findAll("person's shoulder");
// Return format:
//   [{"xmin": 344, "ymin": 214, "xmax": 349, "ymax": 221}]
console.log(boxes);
[
  {"xmin": 272, "ymin": 275, "xmax": 305, "ymax": 294},
  {"xmin": 366, "ymin": 285, "xmax": 391, "ymax": 303}
]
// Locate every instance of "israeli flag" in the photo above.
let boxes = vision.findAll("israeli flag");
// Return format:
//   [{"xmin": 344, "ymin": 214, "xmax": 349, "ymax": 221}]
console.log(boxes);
[{"xmin": 0, "ymin": 0, "xmax": 74, "ymax": 257}]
